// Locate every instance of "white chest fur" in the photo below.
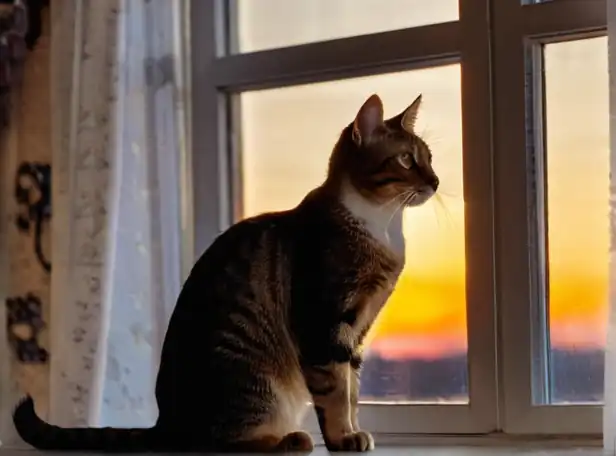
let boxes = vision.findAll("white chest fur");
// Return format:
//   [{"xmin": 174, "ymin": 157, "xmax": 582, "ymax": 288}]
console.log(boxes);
[{"xmin": 340, "ymin": 182, "xmax": 406, "ymax": 257}]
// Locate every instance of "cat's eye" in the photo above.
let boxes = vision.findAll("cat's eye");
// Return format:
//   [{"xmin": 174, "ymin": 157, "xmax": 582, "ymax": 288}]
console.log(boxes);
[{"xmin": 396, "ymin": 152, "xmax": 413, "ymax": 169}]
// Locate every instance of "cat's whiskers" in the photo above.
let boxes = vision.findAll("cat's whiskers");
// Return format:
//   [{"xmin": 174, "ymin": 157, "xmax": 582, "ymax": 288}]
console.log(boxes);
[
  {"xmin": 435, "ymin": 188, "xmax": 459, "ymax": 199},
  {"xmin": 377, "ymin": 190, "xmax": 413, "ymax": 215},
  {"xmin": 384, "ymin": 192, "xmax": 413, "ymax": 231},
  {"xmin": 430, "ymin": 200, "xmax": 442, "ymax": 230},
  {"xmin": 432, "ymin": 192, "xmax": 456, "ymax": 230},
  {"xmin": 370, "ymin": 192, "xmax": 413, "ymax": 256}
]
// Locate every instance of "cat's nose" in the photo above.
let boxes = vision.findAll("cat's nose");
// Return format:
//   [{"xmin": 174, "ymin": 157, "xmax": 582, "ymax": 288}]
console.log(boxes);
[{"xmin": 430, "ymin": 177, "xmax": 440, "ymax": 191}]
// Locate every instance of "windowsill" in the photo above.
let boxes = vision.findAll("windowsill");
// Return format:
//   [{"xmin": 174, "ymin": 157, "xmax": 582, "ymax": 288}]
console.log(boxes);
[
  {"xmin": 306, "ymin": 432, "xmax": 602, "ymax": 447},
  {"xmin": 0, "ymin": 446, "xmax": 606, "ymax": 456},
  {"xmin": 0, "ymin": 434, "xmax": 604, "ymax": 454},
  {"xmin": 370, "ymin": 433, "xmax": 603, "ymax": 447},
  {"xmin": 310, "ymin": 433, "xmax": 603, "ymax": 454}
]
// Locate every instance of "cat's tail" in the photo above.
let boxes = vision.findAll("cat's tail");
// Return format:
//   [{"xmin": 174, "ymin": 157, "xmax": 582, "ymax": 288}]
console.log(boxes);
[{"xmin": 12, "ymin": 395, "xmax": 157, "ymax": 452}]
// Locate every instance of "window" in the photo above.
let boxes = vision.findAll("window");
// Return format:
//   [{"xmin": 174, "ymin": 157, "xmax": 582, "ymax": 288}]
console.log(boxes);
[
  {"xmin": 189, "ymin": 0, "xmax": 607, "ymax": 439},
  {"xmin": 493, "ymin": 0, "xmax": 607, "ymax": 435}
]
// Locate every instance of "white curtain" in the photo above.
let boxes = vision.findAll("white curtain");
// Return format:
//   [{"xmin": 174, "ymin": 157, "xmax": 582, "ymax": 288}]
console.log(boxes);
[
  {"xmin": 1, "ymin": 0, "xmax": 188, "ymax": 448},
  {"xmin": 49, "ymin": 0, "xmax": 186, "ymax": 428}
]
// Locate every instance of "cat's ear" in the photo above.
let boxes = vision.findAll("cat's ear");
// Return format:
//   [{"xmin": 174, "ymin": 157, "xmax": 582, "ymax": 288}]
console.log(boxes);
[
  {"xmin": 352, "ymin": 94, "xmax": 384, "ymax": 146},
  {"xmin": 388, "ymin": 94, "xmax": 422, "ymax": 134}
]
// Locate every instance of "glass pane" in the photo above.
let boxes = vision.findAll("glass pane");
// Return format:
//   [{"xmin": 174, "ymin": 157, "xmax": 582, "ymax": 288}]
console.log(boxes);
[
  {"xmin": 238, "ymin": 65, "xmax": 468, "ymax": 403},
  {"xmin": 232, "ymin": 0, "xmax": 459, "ymax": 54},
  {"xmin": 543, "ymin": 37, "xmax": 608, "ymax": 404}
]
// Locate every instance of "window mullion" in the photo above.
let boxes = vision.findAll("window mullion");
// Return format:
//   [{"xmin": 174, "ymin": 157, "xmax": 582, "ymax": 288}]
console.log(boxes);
[
  {"xmin": 189, "ymin": 0, "xmax": 232, "ymax": 257},
  {"xmin": 492, "ymin": 0, "xmax": 536, "ymax": 433},
  {"xmin": 458, "ymin": 0, "xmax": 499, "ymax": 433}
]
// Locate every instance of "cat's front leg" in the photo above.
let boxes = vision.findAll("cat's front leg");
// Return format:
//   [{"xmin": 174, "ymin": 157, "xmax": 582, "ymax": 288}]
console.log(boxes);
[
  {"xmin": 304, "ymin": 362, "xmax": 374, "ymax": 452},
  {"xmin": 350, "ymin": 354, "xmax": 363, "ymax": 432}
]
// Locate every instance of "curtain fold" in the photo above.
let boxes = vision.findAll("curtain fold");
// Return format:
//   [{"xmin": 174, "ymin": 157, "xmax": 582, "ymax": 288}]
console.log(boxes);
[
  {"xmin": 49, "ymin": 0, "xmax": 185, "ymax": 429},
  {"xmin": 1, "ymin": 0, "xmax": 186, "ymax": 447}
]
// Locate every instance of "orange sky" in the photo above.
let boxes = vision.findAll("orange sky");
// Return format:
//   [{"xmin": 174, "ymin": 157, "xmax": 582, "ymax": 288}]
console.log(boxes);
[
  {"xmin": 238, "ymin": 25, "xmax": 609, "ymax": 361},
  {"xmin": 543, "ymin": 37, "xmax": 609, "ymax": 351}
]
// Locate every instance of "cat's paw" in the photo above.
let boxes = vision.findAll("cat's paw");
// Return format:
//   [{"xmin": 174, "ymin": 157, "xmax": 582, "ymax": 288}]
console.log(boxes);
[
  {"xmin": 277, "ymin": 431, "xmax": 315, "ymax": 452},
  {"xmin": 327, "ymin": 431, "xmax": 375, "ymax": 452}
]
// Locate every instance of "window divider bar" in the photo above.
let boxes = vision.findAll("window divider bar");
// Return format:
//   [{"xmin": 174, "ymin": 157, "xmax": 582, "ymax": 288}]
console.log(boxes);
[
  {"xmin": 491, "ymin": 0, "xmax": 537, "ymax": 433},
  {"xmin": 210, "ymin": 21, "xmax": 461, "ymax": 91},
  {"xmin": 521, "ymin": 0, "xmax": 607, "ymax": 38},
  {"xmin": 458, "ymin": 0, "xmax": 500, "ymax": 433},
  {"xmin": 189, "ymin": 0, "xmax": 232, "ymax": 257}
]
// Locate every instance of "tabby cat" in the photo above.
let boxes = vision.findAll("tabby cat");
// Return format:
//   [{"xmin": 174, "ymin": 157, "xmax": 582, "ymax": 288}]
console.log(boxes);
[{"xmin": 12, "ymin": 93, "xmax": 439, "ymax": 453}]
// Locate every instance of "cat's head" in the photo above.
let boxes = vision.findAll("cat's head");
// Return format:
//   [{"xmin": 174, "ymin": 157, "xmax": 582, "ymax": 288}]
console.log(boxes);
[{"xmin": 328, "ymin": 94, "xmax": 439, "ymax": 208}]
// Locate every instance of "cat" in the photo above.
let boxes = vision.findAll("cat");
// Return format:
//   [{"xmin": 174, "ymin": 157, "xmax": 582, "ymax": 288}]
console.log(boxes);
[{"xmin": 12, "ymin": 92, "xmax": 439, "ymax": 453}]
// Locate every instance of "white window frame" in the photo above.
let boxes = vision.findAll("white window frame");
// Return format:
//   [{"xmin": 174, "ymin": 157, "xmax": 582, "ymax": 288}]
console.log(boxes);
[
  {"xmin": 493, "ymin": 0, "xmax": 607, "ymax": 435},
  {"xmin": 185, "ymin": 0, "xmax": 606, "ymax": 439}
]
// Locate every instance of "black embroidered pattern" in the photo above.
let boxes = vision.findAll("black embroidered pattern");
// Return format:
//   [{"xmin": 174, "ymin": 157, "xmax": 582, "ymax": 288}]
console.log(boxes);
[
  {"xmin": 14, "ymin": 161, "xmax": 51, "ymax": 272},
  {"xmin": 6, "ymin": 293, "xmax": 49, "ymax": 363},
  {"xmin": 1, "ymin": 1, "xmax": 51, "ymax": 366}
]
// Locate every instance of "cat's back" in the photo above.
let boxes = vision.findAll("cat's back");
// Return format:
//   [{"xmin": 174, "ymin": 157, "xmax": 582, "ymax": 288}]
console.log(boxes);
[{"xmin": 176, "ymin": 209, "xmax": 295, "ymax": 322}]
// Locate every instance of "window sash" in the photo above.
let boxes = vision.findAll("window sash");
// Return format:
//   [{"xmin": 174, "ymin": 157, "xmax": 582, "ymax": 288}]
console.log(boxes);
[
  {"xmin": 492, "ymin": 0, "xmax": 606, "ymax": 435},
  {"xmin": 186, "ymin": 0, "xmax": 607, "ymax": 436}
]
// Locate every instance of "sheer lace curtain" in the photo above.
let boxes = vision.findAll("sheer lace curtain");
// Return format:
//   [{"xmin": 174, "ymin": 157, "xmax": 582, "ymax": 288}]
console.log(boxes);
[
  {"xmin": 1, "ymin": 0, "xmax": 189, "ymax": 448},
  {"xmin": 49, "ymin": 0, "xmax": 187, "ymax": 428}
]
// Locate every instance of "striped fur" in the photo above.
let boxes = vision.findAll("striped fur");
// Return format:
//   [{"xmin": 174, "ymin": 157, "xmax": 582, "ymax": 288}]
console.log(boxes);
[{"xmin": 12, "ymin": 94, "xmax": 439, "ymax": 452}]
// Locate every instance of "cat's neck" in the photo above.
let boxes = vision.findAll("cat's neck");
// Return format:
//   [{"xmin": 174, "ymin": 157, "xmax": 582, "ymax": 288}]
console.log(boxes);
[{"xmin": 338, "ymin": 180, "xmax": 405, "ymax": 257}]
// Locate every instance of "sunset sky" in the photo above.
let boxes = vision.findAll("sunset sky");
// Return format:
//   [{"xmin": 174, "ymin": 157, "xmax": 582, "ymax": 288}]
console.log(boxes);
[
  {"xmin": 237, "ymin": 5, "xmax": 609, "ymax": 367},
  {"xmin": 544, "ymin": 37, "xmax": 609, "ymax": 350}
]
